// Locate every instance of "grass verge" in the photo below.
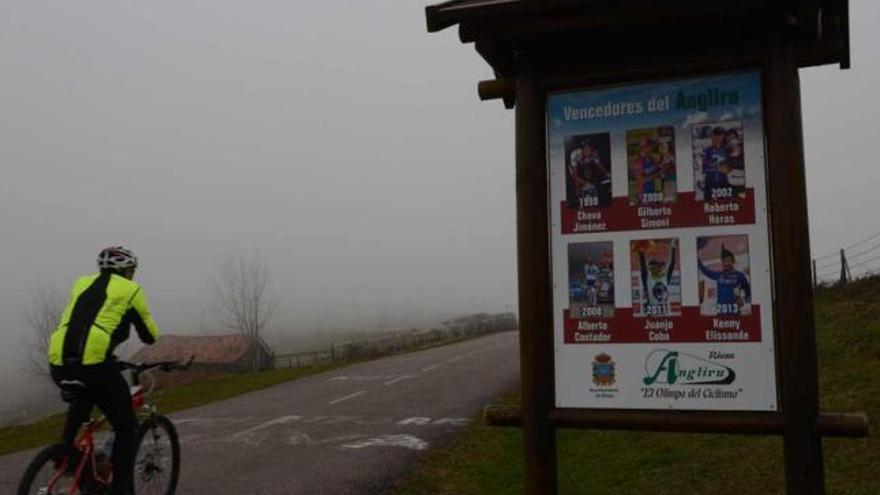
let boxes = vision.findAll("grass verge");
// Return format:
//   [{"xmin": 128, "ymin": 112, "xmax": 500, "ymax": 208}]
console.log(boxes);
[{"xmin": 390, "ymin": 278, "xmax": 880, "ymax": 495}]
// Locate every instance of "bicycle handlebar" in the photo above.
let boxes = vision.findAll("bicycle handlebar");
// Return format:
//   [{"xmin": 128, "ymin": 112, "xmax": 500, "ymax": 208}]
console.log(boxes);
[{"xmin": 118, "ymin": 356, "xmax": 195, "ymax": 378}]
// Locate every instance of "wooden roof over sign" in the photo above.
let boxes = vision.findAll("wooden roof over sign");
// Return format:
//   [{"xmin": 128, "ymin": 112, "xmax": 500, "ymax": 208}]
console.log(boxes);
[{"xmin": 425, "ymin": 0, "xmax": 850, "ymax": 78}]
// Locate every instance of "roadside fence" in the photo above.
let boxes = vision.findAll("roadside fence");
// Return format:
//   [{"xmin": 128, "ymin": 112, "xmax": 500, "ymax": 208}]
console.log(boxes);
[
  {"xmin": 813, "ymin": 231, "xmax": 880, "ymax": 287},
  {"xmin": 273, "ymin": 312, "xmax": 518, "ymax": 371}
]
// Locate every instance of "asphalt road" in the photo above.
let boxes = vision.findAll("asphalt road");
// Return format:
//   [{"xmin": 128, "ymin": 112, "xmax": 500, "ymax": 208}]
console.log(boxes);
[{"xmin": 0, "ymin": 331, "xmax": 520, "ymax": 494}]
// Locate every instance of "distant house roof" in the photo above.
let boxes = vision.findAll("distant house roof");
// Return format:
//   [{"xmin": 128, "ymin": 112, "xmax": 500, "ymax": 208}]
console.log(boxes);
[{"xmin": 131, "ymin": 334, "xmax": 251, "ymax": 365}]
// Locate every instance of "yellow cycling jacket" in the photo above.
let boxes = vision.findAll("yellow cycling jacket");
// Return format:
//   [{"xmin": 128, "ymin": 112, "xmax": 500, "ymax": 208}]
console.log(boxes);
[{"xmin": 48, "ymin": 272, "xmax": 160, "ymax": 366}]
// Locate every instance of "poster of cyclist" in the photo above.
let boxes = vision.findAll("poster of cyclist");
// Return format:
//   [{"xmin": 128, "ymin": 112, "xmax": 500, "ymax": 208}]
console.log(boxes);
[
  {"xmin": 697, "ymin": 234, "xmax": 752, "ymax": 316},
  {"xmin": 626, "ymin": 126, "xmax": 677, "ymax": 205},
  {"xmin": 630, "ymin": 238, "xmax": 681, "ymax": 317},
  {"xmin": 565, "ymin": 133, "xmax": 613, "ymax": 209},
  {"xmin": 567, "ymin": 241, "xmax": 614, "ymax": 318},
  {"xmin": 692, "ymin": 121, "xmax": 746, "ymax": 201},
  {"xmin": 549, "ymin": 72, "xmax": 778, "ymax": 411}
]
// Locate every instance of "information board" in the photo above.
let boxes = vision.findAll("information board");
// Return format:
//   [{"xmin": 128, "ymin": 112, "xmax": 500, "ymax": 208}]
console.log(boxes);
[{"xmin": 549, "ymin": 71, "xmax": 778, "ymax": 411}]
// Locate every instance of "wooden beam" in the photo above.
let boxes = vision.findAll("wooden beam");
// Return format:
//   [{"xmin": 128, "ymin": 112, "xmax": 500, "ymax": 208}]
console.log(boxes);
[
  {"xmin": 764, "ymin": 34, "xmax": 826, "ymax": 495},
  {"xmin": 477, "ymin": 78, "xmax": 515, "ymax": 107},
  {"xmin": 433, "ymin": 1, "xmax": 849, "ymax": 74},
  {"xmin": 484, "ymin": 405, "xmax": 870, "ymax": 438},
  {"xmin": 535, "ymin": 54, "xmax": 764, "ymax": 93},
  {"xmin": 457, "ymin": 0, "xmax": 769, "ymax": 43},
  {"xmin": 514, "ymin": 55, "xmax": 557, "ymax": 495},
  {"xmin": 839, "ymin": 0, "xmax": 851, "ymax": 68},
  {"xmin": 473, "ymin": 39, "xmax": 515, "ymax": 77},
  {"xmin": 458, "ymin": 12, "xmax": 612, "ymax": 43},
  {"xmin": 428, "ymin": 0, "xmax": 598, "ymax": 33}
]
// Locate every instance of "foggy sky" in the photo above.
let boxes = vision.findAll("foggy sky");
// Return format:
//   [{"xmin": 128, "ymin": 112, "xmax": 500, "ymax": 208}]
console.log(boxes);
[{"xmin": 1, "ymin": 1, "xmax": 878, "ymax": 414}]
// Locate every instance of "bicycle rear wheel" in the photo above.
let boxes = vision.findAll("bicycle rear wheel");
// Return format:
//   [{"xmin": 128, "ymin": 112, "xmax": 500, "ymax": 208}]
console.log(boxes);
[
  {"xmin": 17, "ymin": 444, "xmax": 79, "ymax": 495},
  {"xmin": 133, "ymin": 414, "xmax": 180, "ymax": 495}
]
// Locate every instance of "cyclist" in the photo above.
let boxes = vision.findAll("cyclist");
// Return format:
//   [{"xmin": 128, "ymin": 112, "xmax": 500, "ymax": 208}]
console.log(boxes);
[
  {"xmin": 637, "ymin": 240, "xmax": 678, "ymax": 316},
  {"xmin": 700, "ymin": 126, "xmax": 731, "ymax": 200},
  {"xmin": 47, "ymin": 246, "xmax": 161, "ymax": 494},
  {"xmin": 582, "ymin": 257, "xmax": 600, "ymax": 306},
  {"xmin": 571, "ymin": 139, "xmax": 612, "ymax": 207},
  {"xmin": 698, "ymin": 244, "xmax": 751, "ymax": 315},
  {"xmin": 634, "ymin": 137, "xmax": 664, "ymax": 204}
]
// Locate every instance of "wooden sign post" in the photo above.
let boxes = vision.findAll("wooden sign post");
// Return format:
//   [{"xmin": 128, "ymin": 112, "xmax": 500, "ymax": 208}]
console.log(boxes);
[
  {"xmin": 426, "ymin": 1, "xmax": 867, "ymax": 494},
  {"xmin": 514, "ymin": 57, "xmax": 558, "ymax": 493},
  {"xmin": 765, "ymin": 37, "xmax": 825, "ymax": 493}
]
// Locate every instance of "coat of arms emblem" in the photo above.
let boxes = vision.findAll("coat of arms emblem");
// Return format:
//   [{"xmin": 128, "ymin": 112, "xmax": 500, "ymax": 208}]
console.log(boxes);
[{"xmin": 592, "ymin": 353, "xmax": 615, "ymax": 386}]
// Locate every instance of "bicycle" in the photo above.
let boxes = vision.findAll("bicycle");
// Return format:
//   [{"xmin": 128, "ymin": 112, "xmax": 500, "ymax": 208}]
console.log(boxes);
[{"xmin": 17, "ymin": 359, "xmax": 192, "ymax": 495}]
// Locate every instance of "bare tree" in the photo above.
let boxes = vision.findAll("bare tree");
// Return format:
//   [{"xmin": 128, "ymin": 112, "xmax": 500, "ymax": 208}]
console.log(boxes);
[
  {"xmin": 214, "ymin": 253, "xmax": 278, "ymax": 371},
  {"xmin": 24, "ymin": 288, "xmax": 64, "ymax": 379}
]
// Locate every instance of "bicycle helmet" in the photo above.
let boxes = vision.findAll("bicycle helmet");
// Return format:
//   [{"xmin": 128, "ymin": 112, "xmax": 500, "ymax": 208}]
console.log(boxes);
[{"xmin": 97, "ymin": 246, "xmax": 138, "ymax": 270}]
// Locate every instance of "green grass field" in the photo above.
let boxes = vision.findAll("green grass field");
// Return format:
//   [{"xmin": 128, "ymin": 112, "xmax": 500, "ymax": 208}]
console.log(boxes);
[
  {"xmin": 0, "ymin": 362, "xmax": 340, "ymax": 456},
  {"xmin": 391, "ymin": 278, "xmax": 880, "ymax": 495}
]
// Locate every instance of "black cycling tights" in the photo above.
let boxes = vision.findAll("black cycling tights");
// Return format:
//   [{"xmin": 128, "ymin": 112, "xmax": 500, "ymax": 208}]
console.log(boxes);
[{"xmin": 51, "ymin": 362, "xmax": 137, "ymax": 495}]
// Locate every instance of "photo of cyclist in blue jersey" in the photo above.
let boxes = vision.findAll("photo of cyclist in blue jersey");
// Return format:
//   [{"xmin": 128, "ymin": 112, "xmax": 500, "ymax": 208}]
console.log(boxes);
[
  {"xmin": 692, "ymin": 121, "xmax": 747, "ymax": 201},
  {"xmin": 697, "ymin": 235, "xmax": 752, "ymax": 316}
]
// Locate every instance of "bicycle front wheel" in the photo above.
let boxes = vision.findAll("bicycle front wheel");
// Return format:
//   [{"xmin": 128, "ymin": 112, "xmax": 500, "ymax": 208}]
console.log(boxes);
[
  {"xmin": 17, "ymin": 444, "xmax": 79, "ymax": 495},
  {"xmin": 133, "ymin": 415, "xmax": 180, "ymax": 495}
]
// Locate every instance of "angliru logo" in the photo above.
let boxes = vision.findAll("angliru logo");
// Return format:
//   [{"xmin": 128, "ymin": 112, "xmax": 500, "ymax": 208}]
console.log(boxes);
[
  {"xmin": 591, "ymin": 353, "xmax": 616, "ymax": 386},
  {"xmin": 643, "ymin": 350, "xmax": 735, "ymax": 386}
]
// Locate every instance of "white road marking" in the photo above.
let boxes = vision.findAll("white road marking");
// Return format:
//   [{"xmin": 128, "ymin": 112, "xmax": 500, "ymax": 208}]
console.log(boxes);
[
  {"xmin": 287, "ymin": 431, "xmax": 311, "ymax": 446},
  {"xmin": 288, "ymin": 431, "xmax": 366, "ymax": 447},
  {"xmin": 175, "ymin": 416, "xmax": 255, "ymax": 427},
  {"xmin": 341, "ymin": 434, "xmax": 429, "ymax": 451},
  {"xmin": 397, "ymin": 417, "xmax": 432, "ymax": 426},
  {"xmin": 352, "ymin": 416, "xmax": 393, "ymax": 426},
  {"xmin": 327, "ymin": 375, "xmax": 400, "ymax": 382},
  {"xmin": 384, "ymin": 375, "xmax": 413, "ymax": 386},
  {"xmin": 432, "ymin": 417, "xmax": 471, "ymax": 426},
  {"xmin": 232, "ymin": 415, "xmax": 302, "ymax": 437},
  {"xmin": 448, "ymin": 356, "xmax": 463, "ymax": 362},
  {"xmin": 421, "ymin": 364, "xmax": 441, "ymax": 372},
  {"xmin": 229, "ymin": 415, "xmax": 302, "ymax": 445},
  {"xmin": 328, "ymin": 390, "xmax": 366, "ymax": 405},
  {"xmin": 302, "ymin": 415, "xmax": 328, "ymax": 423}
]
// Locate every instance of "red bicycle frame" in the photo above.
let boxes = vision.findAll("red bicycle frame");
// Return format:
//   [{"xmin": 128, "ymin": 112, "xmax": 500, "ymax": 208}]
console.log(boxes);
[{"xmin": 45, "ymin": 385, "xmax": 146, "ymax": 495}]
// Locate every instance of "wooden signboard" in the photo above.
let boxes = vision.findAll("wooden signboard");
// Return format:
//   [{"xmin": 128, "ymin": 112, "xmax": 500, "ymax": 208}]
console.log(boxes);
[
  {"xmin": 549, "ymin": 71, "xmax": 777, "ymax": 412},
  {"xmin": 425, "ymin": 2, "xmax": 866, "ymax": 494}
]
